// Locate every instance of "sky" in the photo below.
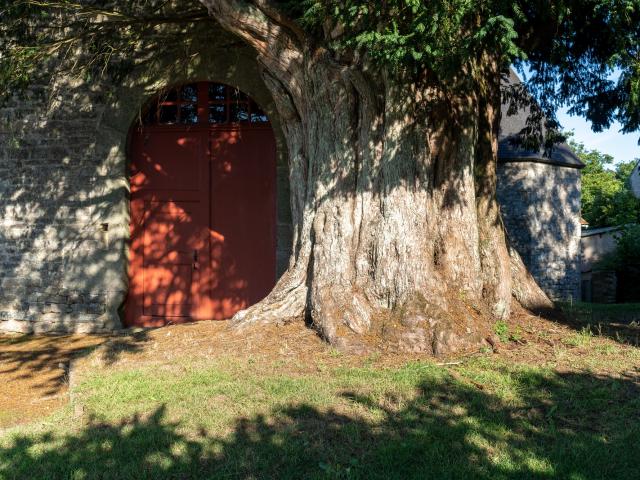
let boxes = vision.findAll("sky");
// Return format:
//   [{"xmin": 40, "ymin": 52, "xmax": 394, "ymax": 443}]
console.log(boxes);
[
  {"xmin": 557, "ymin": 108, "xmax": 640, "ymax": 165},
  {"xmin": 515, "ymin": 64, "xmax": 639, "ymax": 166}
]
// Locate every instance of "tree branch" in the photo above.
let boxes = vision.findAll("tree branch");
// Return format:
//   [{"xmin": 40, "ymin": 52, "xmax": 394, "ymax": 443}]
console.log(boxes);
[
  {"xmin": 251, "ymin": 0, "xmax": 307, "ymax": 45},
  {"xmin": 200, "ymin": 0, "xmax": 306, "ymax": 107}
]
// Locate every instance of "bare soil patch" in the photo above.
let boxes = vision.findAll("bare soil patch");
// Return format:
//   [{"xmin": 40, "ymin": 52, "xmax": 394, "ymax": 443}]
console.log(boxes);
[{"xmin": 0, "ymin": 334, "xmax": 108, "ymax": 428}]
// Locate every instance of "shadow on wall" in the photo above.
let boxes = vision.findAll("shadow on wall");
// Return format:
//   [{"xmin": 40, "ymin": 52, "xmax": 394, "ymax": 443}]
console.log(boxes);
[
  {"xmin": 0, "ymin": 14, "xmax": 508, "ymax": 337},
  {"xmin": 1, "ymin": 368, "xmax": 639, "ymax": 479},
  {"xmin": 0, "ymin": 78, "xmax": 129, "ymax": 333},
  {"xmin": 0, "ymin": 20, "xmax": 286, "ymax": 334},
  {"xmin": 497, "ymin": 162, "xmax": 581, "ymax": 302},
  {"xmin": 0, "ymin": 11, "xmax": 582, "ymax": 340}
]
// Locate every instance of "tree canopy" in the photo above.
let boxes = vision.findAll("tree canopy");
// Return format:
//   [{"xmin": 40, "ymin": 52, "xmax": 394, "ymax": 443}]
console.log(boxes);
[
  {"xmin": 1, "ymin": 1, "xmax": 639, "ymax": 145},
  {"xmin": 576, "ymin": 141, "xmax": 640, "ymax": 227}
]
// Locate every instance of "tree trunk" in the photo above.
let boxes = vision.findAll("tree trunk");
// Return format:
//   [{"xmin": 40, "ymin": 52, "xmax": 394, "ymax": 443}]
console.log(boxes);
[{"xmin": 201, "ymin": 0, "xmax": 552, "ymax": 354}]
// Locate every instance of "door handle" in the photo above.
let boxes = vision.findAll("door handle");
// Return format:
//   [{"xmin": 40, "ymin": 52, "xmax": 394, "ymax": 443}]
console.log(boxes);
[{"xmin": 193, "ymin": 250, "xmax": 199, "ymax": 270}]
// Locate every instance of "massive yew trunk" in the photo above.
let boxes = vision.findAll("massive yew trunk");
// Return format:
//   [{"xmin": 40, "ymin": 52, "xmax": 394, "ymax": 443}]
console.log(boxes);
[{"xmin": 202, "ymin": 0, "xmax": 551, "ymax": 354}]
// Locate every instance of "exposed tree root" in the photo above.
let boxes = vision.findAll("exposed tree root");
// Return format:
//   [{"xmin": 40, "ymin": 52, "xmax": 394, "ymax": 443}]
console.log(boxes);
[
  {"xmin": 370, "ymin": 294, "xmax": 494, "ymax": 356},
  {"xmin": 308, "ymin": 286, "xmax": 374, "ymax": 354},
  {"xmin": 232, "ymin": 270, "xmax": 548, "ymax": 356},
  {"xmin": 231, "ymin": 273, "xmax": 307, "ymax": 328}
]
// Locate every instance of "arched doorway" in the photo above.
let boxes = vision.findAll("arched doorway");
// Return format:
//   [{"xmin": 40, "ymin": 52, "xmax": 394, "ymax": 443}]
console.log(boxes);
[{"xmin": 125, "ymin": 82, "xmax": 277, "ymax": 327}]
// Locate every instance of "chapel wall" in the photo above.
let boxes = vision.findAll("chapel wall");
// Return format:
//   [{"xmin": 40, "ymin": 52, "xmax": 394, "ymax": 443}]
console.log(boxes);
[
  {"xmin": 0, "ymin": 40, "xmax": 292, "ymax": 334},
  {"xmin": 497, "ymin": 161, "xmax": 582, "ymax": 302}
]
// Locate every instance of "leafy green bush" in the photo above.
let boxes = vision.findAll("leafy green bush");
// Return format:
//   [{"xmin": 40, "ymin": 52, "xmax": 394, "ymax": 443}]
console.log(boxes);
[
  {"xmin": 575, "ymin": 140, "xmax": 640, "ymax": 228},
  {"xmin": 494, "ymin": 320, "xmax": 509, "ymax": 343},
  {"xmin": 615, "ymin": 225, "xmax": 640, "ymax": 266}
]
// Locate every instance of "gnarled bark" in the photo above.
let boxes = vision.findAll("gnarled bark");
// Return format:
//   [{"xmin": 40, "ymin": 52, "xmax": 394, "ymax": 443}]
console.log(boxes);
[{"xmin": 201, "ymin": 0, "xmax": 552, "ymax": 354}]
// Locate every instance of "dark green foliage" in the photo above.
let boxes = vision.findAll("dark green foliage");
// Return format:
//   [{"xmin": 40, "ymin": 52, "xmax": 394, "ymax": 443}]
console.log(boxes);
[
  {"xmin": 275, "ymin": 1, "xmax": 640, "ymax": 143},
  {"xmin": 596, "ymin": 225, "xmax": 640, "ymax": 268},
  {"xmin": 614, "ymin": 225, "xmax": 640, "ymax": 301},
  {"xmin": 278, "ymin": 1, "xmax": 525, "ymax": 83},
  {"xmin": 615, "ymin": 224, "xmax": 640, "ymax": 265},
  {"xmin": 2, "ymin": 1, "xmax": 639, "ymax": 145},
  {"xmin": 594, "ymin": 224, "xmax": 640, "ymax": 301},
  {"xmin": 576, "ymin": 141, "xmax": 640, "ymax": 227},
  {"xmin": 329, "ymin": 1, "xmax": 521, "ymax": 78},
  {"xmin": 512, "ymin": 1, "xmax": 640, "ymax": 138}
]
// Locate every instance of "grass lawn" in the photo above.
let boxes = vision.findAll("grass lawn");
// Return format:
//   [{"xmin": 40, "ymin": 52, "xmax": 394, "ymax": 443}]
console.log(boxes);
[
  {"xmin": 1, "ymin": 316, "xmax": 639, "ymax": 479},
  {"xmin": 559, "ymin": 301, "xmax": 640, "ymax": 326}
]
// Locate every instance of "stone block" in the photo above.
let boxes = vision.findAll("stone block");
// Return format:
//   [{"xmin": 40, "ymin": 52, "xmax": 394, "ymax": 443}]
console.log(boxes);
[
  {"xmin": 0, "ymin": 319, "xmax": 33, "ymax": 334},
  {"xmin": 85, "ymin": 303, "xmax": 105, "ymax": 315}
]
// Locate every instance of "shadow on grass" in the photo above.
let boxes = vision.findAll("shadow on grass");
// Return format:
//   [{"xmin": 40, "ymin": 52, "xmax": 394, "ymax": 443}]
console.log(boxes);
[
  {"xmin": 555, "ymin": 302, "xmax": 640, "ymax": 347},
  {"xmin": 1, "ymin": 367, "xmax": 639, "ymax": 479},
  {"xmin": 97, "ymin": 330, "xmax": 152, "ymax": 366},
  {"xmin": 0, "ymin": 331, "xmax": 150, "ymax": 396}
]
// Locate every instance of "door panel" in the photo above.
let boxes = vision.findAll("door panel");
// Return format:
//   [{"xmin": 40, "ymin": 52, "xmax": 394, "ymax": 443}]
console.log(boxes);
[
  {"xmin": 142, "ymin": 201, "xmax": 199, "ymax": 317},
  {"xmin": 130, "ymin": 132, "xmax": 203, "ymax": 192},
  {"xmin": 127, "ymin": 129, "xmax": 210, "ymax": 327},
  {"xmin": 210, "ymin": 129, "xmax": 277, "ymax": 318},
  {"xmin": 143, "ymin": 266, "xmax": 192, "ymax": 317}
]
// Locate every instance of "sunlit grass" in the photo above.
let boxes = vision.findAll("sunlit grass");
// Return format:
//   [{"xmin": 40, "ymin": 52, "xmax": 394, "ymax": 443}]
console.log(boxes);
[
  {"xmin": 563, "ymin": 325, "xmax": 595, "ymax": 347},
  {"xmin": 1, "ymin": 351, "xmax": 639, "ymax": 479}
]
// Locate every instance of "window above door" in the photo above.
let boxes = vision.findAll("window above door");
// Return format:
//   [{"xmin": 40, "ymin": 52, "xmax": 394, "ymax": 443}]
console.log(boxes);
[{"xmin": 143, "ymin": 82, "xmax": 269, "ymax": 126}]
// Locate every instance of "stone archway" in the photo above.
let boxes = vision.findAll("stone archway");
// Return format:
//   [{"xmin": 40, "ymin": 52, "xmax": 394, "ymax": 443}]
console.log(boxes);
[
  {"xmin": 95, "ymin": 42, "xmax": 293, "ymax": 330},
  {"xmin": 0, "ymin": 24, "xmax": 293, "ymax": 334}
]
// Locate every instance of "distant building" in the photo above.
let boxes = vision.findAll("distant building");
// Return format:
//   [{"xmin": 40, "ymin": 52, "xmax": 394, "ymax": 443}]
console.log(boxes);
[
  {"xmin": 579, "ymin": 226, "xmax": 622, "ymax": 303},
  {"xmin": 497, "ymin": 71, "xmax": 584, "ymax": 302},
  {"xmin": 630, "ymin": 159, "xmax": 640, "ymax": 199}
]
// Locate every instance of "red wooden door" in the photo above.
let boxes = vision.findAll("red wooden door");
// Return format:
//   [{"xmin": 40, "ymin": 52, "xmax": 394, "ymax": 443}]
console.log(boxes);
[{"xmin": 125, "ymin": 82, "xmax": 276, "ymax": 327}]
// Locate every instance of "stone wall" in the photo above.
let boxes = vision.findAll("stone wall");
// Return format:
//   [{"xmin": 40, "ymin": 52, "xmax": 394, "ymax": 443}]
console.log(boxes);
[
  {"xmin": 0, "ymin": 81, "xmax": 124, "ymax": 333},
  {"xmin": 0, "ymin": 33, "xmax": 292, "ymax": 334},
  {"xmin": 497, "ymin": 161, "xmax": 582, "ymax": 301}
]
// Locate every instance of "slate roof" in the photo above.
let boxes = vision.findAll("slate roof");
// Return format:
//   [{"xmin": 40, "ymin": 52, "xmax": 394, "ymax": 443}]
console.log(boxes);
[
  {"xmin": 580, "ymin": 225, "xmax": 623, "ymax": 238},
  {"xmin": 498, "ymin": 70, "xmax": 585, "ymax": 170},
  {"xmin": 498, "ymin": 139, "xmax": 585, "ymax": 169}
]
